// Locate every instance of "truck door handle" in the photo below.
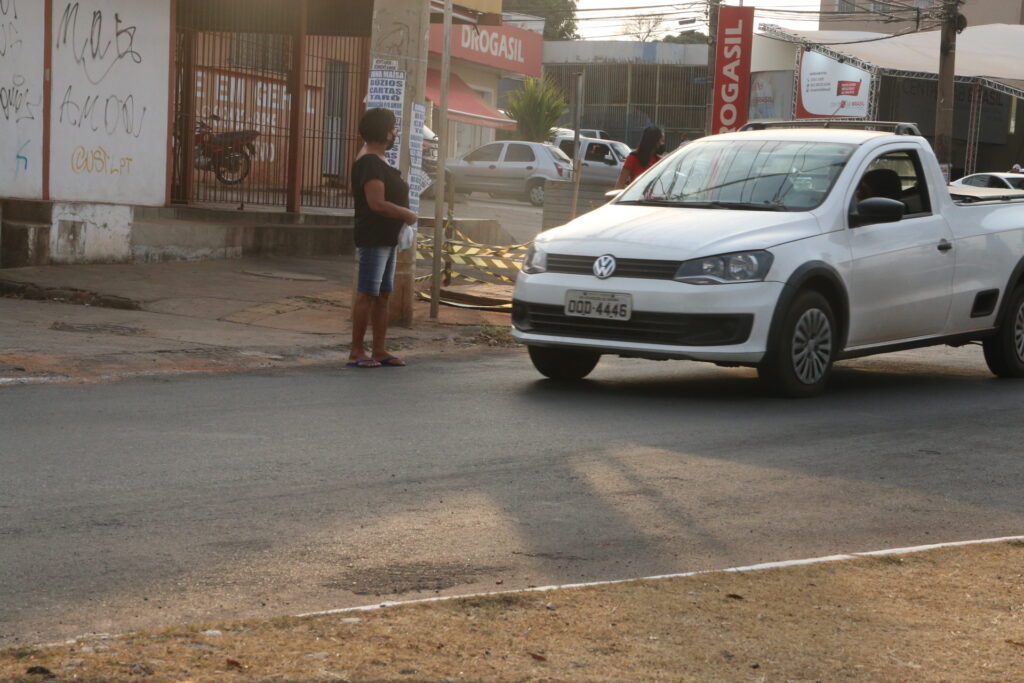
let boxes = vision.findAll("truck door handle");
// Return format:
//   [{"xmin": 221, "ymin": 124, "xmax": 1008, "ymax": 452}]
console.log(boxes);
[
  {"xmin": 488, "ymin": 165, "xmax": 497, "ymax": 169},
  {"xmin": 526, "ymin": 165, "xmax": 533, "ymax": 170},
  {"xmin": 937, "ymin": 239, "xmax": 953, "ymax": 252}
]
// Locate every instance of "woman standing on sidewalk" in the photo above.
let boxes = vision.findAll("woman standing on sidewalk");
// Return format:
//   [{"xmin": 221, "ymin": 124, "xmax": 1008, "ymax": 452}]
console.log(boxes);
[
  {"xmin": 348, "ymin": 107, "xmax": 418, "ymax": 368},
  {"xmin": 614, "ymin": 125, "xmax": 665, "ymax": 189}
]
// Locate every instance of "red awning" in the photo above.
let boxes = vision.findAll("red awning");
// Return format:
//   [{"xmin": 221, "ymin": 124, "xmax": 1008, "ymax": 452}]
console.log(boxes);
[{"xmin": 425, "ymin": 69, "xmax": 517, "ymax": 131}]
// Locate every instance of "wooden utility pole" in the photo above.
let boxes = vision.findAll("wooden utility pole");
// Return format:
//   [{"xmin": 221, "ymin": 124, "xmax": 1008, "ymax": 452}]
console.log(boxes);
[
  {"xmin": 934, "ymin": 0, "xmax": 959, "ymax": 180},
  {"xmin": 705, "ymin": 0, "xmax": 721, "ymax": 136}
]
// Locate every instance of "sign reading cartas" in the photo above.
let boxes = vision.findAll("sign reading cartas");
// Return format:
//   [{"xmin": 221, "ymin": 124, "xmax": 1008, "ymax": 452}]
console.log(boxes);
[{"xmin": 711, "ymin": 5, "xmax": 754, "ymax": 134}]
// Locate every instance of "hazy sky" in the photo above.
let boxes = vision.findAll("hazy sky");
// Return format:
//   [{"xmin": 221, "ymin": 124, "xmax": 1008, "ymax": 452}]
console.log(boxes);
[{"xmin": 574, "ymin": 0, "xmax": 822, "ymax": 39}]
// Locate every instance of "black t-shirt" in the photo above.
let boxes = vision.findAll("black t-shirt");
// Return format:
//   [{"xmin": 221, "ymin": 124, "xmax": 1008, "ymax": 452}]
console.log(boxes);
[{"xmin": 351, "ymin": 154, "xmax": 409, "ymax": 248}]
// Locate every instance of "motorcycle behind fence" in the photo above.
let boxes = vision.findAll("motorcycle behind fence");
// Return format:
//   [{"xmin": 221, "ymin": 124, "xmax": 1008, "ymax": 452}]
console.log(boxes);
[{"xmin": 193, "ymin": 115, "xmax": 260, "ymax": 185}]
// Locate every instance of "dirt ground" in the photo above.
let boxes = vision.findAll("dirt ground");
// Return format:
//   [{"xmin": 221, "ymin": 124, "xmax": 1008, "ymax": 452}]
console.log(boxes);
[{"xmin": 3, "ymin": 541, "xmax": 1022, "ymax": 682}]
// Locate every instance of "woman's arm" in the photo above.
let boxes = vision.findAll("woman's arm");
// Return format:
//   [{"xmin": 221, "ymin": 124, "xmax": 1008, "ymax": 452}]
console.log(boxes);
[{"xmin": 364, "ymin": 179, "xmax": 417, "ymax": 225}]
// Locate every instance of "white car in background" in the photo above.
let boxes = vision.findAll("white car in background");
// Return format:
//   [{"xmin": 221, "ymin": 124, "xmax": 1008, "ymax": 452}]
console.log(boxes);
[
  {"xmin": 513, "ymin": 122, "xmax": 1024, "ymax": 397},
  {"xmin": 950, "ymin": 173, "xmax": 1024, "ymax": 191}
]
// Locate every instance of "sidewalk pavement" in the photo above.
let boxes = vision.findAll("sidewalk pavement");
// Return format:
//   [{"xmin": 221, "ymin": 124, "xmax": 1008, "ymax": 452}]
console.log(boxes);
[{"xmin": 0, "ymin": 256, "xmax": 513, "ymax": 384}]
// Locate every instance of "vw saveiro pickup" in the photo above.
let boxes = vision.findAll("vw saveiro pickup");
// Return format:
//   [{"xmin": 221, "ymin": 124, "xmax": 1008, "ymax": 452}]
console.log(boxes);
[{"xmin": 511, "ymin": 121, "xmax": 1024, "ymax": 397}]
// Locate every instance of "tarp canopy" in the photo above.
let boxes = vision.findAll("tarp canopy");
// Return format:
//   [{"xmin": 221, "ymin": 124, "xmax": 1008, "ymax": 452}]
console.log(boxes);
[
  {"xmin": 426, "ymin": 69, "xmax": 517, "ymax": 131},
  {"xmin": 763, "ymin": 24, "xmax": 1024, "ymax": 92}
]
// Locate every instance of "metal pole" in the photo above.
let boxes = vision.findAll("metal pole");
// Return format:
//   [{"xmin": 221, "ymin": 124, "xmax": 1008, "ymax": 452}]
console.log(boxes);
[
  {"xmin": 570, "ymin": 71, "xmax": 584, "ymax": 220},
  {"xmin": 286, "ymin": 0, "xmax": 308, "ymax": 213},
  {"xmin": 430, "ymin": 0, "xmax": 452, "ymax": 320},
  {"xmin": 934, "ymin": 0, "xmax": 958, "ymax": 178}
]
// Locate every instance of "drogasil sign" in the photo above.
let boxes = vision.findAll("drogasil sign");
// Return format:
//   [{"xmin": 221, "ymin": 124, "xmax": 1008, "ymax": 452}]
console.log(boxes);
[
  {"xmin": 711, "ymin": 6, "xmax": 754, "ymax": 134},
  {"xmin": 429, "ymin": 24, "xmax": 542, "ymax": 78}
]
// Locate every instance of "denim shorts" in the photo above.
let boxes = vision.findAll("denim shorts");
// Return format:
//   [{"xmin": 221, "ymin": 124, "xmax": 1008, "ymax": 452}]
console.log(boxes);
[{"xmin": 356, "ymin": 246, "xmax": 397, "ymax": 296}]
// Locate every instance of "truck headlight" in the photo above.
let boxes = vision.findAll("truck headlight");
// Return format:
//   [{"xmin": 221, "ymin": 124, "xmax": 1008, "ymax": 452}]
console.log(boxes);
[
  {"xmin": 674, "ymin": 250, "xmax": 773, "ymax": 284},
  {"xmin": 522, "ymin": 243, "xmax": 547, "ymax": 274}
]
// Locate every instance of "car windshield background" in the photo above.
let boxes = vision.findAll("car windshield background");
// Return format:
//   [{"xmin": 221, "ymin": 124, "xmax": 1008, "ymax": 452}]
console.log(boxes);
[
  {"xmin": 617, "ymin": 140, "xmax": 856, "ymax": 211},
  {"xmin": 610, "ymin": 141, "xmax": 630, "ymax": 160},
  {"xmin": 548, "ymin": 146, "xmax": 572, "ymax": 163}
]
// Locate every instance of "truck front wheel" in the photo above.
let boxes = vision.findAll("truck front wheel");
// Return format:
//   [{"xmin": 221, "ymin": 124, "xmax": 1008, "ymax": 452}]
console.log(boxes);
[
  {"xmin": 528, "ymin": 346, "xmax": 600, "ymax": 380},
  {"xmin": 983, "ymin": 285, "xmax": 1024, "ymax": 378},
  {"xmin": 758, "ymin": 290, "xmax": 836, "ymax": 398}
]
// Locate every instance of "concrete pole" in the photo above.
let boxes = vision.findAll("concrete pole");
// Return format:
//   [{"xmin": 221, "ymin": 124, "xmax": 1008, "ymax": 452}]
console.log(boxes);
[
  {"xmin": 934, "ymin": 0, "xmax": 958, "ymax": 179},
  {"xmin": 430, "ymin": 0, "xmax": 453, "ymax": 320},
  {"xmin": 370, "ymin": 0, "xmax": 429, "ymax": 327}
]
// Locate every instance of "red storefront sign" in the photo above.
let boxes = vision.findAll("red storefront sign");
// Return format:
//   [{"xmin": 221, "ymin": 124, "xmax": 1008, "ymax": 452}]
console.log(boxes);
[
  {"xmin": 711, "ymin": 6, "xmax": 754, "ymax": 134},
  {"xmin": 429, "ymin": 23, "xmax": 543, "ymax": 78}
]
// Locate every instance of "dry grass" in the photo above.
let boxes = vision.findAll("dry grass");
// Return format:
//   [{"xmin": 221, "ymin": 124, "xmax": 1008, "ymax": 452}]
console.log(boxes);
[{"xmin": 3, "ymin": 542, "xmax": 1023, "ymax": 681}]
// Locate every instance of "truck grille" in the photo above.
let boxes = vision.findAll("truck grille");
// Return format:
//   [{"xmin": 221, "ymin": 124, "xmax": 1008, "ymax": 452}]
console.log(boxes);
[
  {"xmin": 546, "ymin": 254, "xmax": 681, "ymax": 280},
  {"xmin": 512, "ymin": 302, "xmax": 753, "ymax": 346}
]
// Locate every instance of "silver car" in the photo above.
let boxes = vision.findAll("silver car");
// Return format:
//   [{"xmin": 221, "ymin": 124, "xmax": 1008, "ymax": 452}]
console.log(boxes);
[
  {"xmin": 553, "ymin": 136, "xmax": 631, "ymax": 188},
  {"xmin": 446, "ymin": 141, "xmax": 573, "ymax": 206}
]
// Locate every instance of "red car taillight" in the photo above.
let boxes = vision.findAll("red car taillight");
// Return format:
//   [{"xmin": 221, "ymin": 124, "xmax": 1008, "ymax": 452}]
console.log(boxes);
[{"xmin": 555, "ymin": 163, "xmax": 565, "ymax": 177}]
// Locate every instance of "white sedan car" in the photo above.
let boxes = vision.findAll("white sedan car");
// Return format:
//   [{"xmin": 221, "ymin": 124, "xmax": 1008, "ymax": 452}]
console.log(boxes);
[{"xmin": 950, "ymin": 172, "xmax": 1024, "ymax": 191}]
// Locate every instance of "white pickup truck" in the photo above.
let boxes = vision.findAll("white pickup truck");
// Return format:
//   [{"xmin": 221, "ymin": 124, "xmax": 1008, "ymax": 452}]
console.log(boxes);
[{"xmin": 511, "ymin": 121, "xmax": 1024, "ymax": 397}]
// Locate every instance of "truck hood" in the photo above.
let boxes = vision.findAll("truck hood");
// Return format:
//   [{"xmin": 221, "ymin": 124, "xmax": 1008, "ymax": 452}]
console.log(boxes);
[{"xmin": 536, "ymin": 203, "xmax": 822, "ymax": 260}]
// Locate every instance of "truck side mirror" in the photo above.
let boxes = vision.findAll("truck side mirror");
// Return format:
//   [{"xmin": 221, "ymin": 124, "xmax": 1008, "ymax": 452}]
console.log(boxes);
[{"xmin": 851, "ymin": 197, "xmax": 905, "ymax": 227}]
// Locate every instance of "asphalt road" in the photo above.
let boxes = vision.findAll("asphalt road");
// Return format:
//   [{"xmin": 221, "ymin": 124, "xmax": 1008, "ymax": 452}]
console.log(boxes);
[{"xmin": 3, "ymin": 346, "xmax": 1024, "ymax": 647}]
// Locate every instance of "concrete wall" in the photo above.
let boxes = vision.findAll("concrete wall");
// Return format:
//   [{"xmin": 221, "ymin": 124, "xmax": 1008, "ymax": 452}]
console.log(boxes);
[
  {"xmin": 50, "ymin": 0, "xmax": 171, "ymax": 207},
  {"xmin": 544, "ymin": 40, "xmax": 708, "ymax": 66},
  {"xmin": 0, "ymin": 0, "xmax": 46, "ymax": 198}
]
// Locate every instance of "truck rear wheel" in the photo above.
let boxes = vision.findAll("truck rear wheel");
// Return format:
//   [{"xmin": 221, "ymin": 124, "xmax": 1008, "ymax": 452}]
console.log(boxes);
[
  {"xmin": 983, "ymin": 285, "xmax": 1024, "ymax": 378},
  {"xmin": 758, "ymin": 290, "xmax": 836, "ymax": 398},
  {"xmin": 528, "ymin": 346, "xmax": 600, "ymax": 380}
]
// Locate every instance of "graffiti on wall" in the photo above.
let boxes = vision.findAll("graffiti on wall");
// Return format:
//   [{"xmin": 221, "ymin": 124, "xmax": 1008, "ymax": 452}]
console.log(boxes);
[
  {"xmin": 0, "ymin": 0, "xmax": 44, "ymax": 196},
  {"xmin": 50, "ymin": 0, "xmax": 169, "ymax": 205}
]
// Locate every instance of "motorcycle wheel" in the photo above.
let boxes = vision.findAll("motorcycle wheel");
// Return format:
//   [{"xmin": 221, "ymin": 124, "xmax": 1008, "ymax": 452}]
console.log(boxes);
[{"xmin": 214, "ymin": 151, "xmax": 251, "ymax": 185}]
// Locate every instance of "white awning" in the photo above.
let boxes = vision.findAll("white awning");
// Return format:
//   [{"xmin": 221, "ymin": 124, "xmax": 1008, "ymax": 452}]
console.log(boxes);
[{"xmin": 760, "ymin": 23, "xmax": 1024, "ymax": 96}]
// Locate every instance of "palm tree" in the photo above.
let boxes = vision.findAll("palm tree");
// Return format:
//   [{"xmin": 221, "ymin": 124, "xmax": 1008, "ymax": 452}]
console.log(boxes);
[{"xmin": 504, "ymin": 77, "xmax": 568, "ymax": 142}]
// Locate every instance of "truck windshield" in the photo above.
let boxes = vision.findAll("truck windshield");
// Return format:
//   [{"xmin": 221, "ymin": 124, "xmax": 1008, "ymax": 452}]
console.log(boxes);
[{"xmin": 617, "ymin": 140, "xmax": 856, "ymax": 211}]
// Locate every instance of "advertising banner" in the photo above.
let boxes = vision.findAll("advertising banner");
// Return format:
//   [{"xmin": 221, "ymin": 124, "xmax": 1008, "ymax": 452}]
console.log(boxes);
[
  {"xmin": 366, "ymin": 68, "xmax": 406, "ymax": 168},
  {"xmin": 796, "ymin": 50, "xmax": 871, "ymax": 118},
  {"xmin": 749, "ymin": 70, "xmax": 794, "ymax": 121},
  {"xmin": 711, "ymin": 5, "xmax": 754, "ymax": 134}
]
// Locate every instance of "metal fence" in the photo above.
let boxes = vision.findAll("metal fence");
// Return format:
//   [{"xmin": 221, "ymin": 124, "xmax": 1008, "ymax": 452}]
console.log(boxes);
[
  {"xmin": 171, "ymin": 0, "xmax": 369, "ymax": 210},
  {"xmin": 544, "ymin": 62, "xmax": 710, "ymax": 148}
]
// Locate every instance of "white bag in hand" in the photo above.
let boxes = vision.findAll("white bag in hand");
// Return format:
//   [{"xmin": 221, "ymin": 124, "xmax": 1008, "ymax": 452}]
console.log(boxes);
[{"xmin": 398, "ymin": 223, "xmax": 417, "ymax": 251}]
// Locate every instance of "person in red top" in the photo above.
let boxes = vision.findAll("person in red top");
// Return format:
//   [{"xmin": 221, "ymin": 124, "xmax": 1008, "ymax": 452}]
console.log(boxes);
[{"xmin": 615, "ymin": 125, "xmax": 665, "ymax": 189}]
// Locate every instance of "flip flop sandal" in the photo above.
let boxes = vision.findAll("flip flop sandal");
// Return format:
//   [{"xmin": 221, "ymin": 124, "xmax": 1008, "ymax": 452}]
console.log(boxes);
[
  {"xmin": 346, "ymin": 358, "xmax": 381, "ymax": 368},
  {"xmin": 376, "ymin": 355, "xmax": 406, "ymax": 367}
]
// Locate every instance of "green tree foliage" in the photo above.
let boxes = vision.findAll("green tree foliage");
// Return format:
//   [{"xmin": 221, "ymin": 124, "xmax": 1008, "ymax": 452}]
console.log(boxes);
[
  {"xmin": 503, "ymin": 0, "xmax": 579, "ymax": 40},
  {"xmin": 504, "ymin": 77, "xmax": 568, "ymax": 142},
  {"xmin": 662, "ymin": 30, "xmax": 709, "ymax": 44}
]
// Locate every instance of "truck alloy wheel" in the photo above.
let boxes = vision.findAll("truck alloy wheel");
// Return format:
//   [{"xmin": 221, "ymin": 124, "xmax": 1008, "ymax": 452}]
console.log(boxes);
[
  {"xmin": 759, "ymin": 291, "xmax": 836, "ymax": 398},
  {"xmin": 983, "ymin": 285, "xmax": 1024, "ymax": 378}
]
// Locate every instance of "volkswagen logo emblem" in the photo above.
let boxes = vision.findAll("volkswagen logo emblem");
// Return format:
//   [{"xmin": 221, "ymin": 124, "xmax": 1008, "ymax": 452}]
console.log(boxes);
[{"xmin": 593, "ymin": 254, "xmax": 617, "ymax": 279}]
